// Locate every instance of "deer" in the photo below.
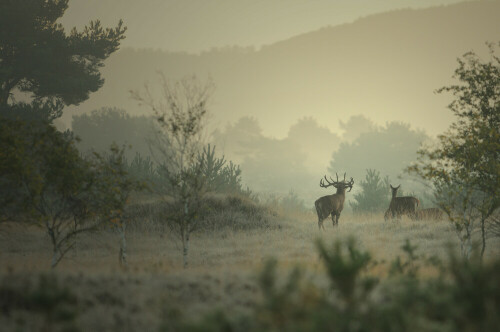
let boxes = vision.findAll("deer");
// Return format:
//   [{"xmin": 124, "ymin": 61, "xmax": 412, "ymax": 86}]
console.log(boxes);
[
  {"xmin": 314, "ymin": 173, "xmax": 354, "ymax": 230},
  {"xmin": 384, "ymin": 184, "xmax": 420, "ymax": 221},
  {"xmin": 414, "ymin": 208, "xmax": 444, "ymax": 221}
]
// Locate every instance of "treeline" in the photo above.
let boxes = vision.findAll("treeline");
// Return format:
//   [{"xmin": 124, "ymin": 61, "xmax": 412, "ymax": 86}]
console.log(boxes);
[{"xmin": 72, "ymin": 108, "xmax": 432, "ymax": 207}]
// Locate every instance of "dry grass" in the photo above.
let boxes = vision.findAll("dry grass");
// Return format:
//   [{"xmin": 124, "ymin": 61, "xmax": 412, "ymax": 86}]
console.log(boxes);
[{"xmin": 1, "ymin": 210, "xmax": 499, "ymax": 330}]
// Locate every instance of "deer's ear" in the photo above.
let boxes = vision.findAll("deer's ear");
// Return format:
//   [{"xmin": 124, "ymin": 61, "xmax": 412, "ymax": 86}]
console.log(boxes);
[{"xmin": 390, "ymin": 185, "xmax": 394, "ymax": 189}]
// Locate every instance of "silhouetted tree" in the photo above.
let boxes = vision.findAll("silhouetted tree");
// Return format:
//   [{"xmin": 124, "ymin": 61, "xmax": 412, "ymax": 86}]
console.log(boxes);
[
  {"xmin": 0, "ymin": 0, "xmax": 126, "ymax": 115},
  {"xmin": 0, "ymin": 119, "xmax": 138, "ymax": 268}
]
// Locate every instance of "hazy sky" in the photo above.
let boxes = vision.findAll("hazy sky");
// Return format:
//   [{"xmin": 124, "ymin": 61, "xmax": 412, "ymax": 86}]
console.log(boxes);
[{"xmin": 62, "ymin": 0, "xmax": 467, "ymax": 53}]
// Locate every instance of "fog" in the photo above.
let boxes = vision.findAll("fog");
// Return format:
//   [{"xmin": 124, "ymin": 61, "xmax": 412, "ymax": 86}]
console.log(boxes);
[{"xmin": 62, "ymin": 0, "xmax": 500, "ymax": 205}]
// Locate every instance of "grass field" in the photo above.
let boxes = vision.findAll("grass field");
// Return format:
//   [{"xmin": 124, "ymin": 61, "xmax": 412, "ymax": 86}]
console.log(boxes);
[{"xmin": 1, "ymin": 210, "xmax": 499, "ymax": 331}]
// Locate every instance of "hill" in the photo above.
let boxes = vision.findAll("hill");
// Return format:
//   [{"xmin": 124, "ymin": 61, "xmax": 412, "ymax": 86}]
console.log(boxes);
[{"xmin": 61, "ymin": 1, "xmax": 500, "ymax": 139}]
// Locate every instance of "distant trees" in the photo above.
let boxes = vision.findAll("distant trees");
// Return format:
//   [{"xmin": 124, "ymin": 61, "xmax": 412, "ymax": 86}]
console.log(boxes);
[
  {"xmin": 0, "ymin": 0, "xmax": 126, "ymax": 115},
  {"xmin": 213, "ymin": 116, "xmax": 340, "ymax": 199},
  {"xmin": 72, "ymin": 107, "xmax": 155, "ymax": 160},
  {"xmin": 338, "ymin": 114, "xmax": 376, "ymax": 142},
  {"xmin": 329, "ymin": 121, "xmax": 428, "ymax": 191},
  {"xmin": 409, "ymin": 42, "xmax": 500, "ymax": 259}
]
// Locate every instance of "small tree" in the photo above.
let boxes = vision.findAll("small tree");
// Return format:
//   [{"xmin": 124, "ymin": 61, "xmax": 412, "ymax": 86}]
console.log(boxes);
[
  {"xmin": 409, "ymin": 42, "xmax": 500, "ymax": 259},
  {"xmin": 350, "ymin": 169, "xmax": 390, "ymax": 214},
  {"xmin": 93, "ymin": 145, "xmax": 145, "ymax": 268},
  {"xmin": 0, "ymin": 0, "xmax": 126, "ymax": 110},
  {"xmin": 0, "ymin": 119, "xmax": 100, "ymax": 267},
  {"xmin": 131, "ymin": 74, "xmax": 214, "ymax": 268}
]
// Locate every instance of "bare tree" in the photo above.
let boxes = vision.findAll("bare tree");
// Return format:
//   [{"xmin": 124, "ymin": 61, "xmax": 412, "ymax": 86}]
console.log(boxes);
[
  {"xmin": 384, "ymin": 185, "xmax": 420, "ymax": 221},
  {"xmin": 315, "ymin": 173, "xmax": 354, "ymax": 230},
  {"xmin": 131, "ymin": 73, "xmax": 214, "ymax": 268}
]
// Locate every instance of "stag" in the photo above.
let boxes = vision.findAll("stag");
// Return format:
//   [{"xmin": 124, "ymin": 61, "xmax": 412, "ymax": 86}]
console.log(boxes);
[
  {"xmin": 414, "ymin": 208, "xmax": 444, "ymax": 221},
  {"xmin": 384, "ymin": 184, "xmax": 420, "ymax": 221},
  {"xmin": 314, "ymin": 173, "xmax": 354, "ymax": 230}
]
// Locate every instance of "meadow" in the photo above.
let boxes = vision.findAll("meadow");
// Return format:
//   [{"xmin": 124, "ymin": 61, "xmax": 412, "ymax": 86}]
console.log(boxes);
[{"xmin": 1, "ymin": 204, "xmax": 498, "ymax": 331}]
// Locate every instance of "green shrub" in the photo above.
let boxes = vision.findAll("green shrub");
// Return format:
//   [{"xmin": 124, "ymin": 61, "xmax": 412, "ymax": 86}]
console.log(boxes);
[{"xmin": 186, "ymin": 239, "xmax": 500, "ymax": 332}]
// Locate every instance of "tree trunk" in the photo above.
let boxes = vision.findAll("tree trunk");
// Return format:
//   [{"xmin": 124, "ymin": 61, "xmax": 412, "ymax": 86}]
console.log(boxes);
[
  {"xmin": 118, "ymin": 222, "xmax": 127, "ymax": 268},
  {"xmin": 183, "ymin": 231, "xmax": 190, "ymax": 269},
  {"xmin": 182, "ymin": 199, "xmax": 190, "ymax": 268},
  {"xmin": 461, "ymin": 232, "xmax": 472, "ymax": 260},
  {"xmin": 51, "ymin": 250, "xmax": 60, "ymax": 269},
  {"xmin": 480, "ymin": 218, "xmax": 486, "ymax": 260}
]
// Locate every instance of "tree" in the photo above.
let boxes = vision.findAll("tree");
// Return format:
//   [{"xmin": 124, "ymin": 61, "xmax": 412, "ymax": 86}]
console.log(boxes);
[
  {"xmin": 93, "ymin": 145, "xmax": 145, "ymax": 268},
  {"xmin": 0, "ymin": 118, "xmax": 143, "ymax": 268},
  {"xmin": 72, "ymin": 107, "xmax": 155, "ymax": 160},
  {"xmin": 409, "ymin": 42, "xmax": 500, "ymax": 259},
  {"xmin": 0, "ymin": 0, "xmax": 126, "ymax": 111},
  {"xmin": 131, "ymin": 74, "xmax": 214, "ymax": 268},
  {"xmin": 329, "ymin": 121, "xmax": 429, "ymax": 190},
  {"xmin": 0, "ymin": 118, "xmax": 99, "ymax": 267},
  {"xmin": 350, "ymin": 169, "xmax": 390, "ymax": 214}
]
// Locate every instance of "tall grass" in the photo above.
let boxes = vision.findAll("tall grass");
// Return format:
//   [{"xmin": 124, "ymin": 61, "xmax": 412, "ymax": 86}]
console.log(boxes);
[{"xmin": 1, "ymin": 202, "xmax": 499, "ymax": 331}]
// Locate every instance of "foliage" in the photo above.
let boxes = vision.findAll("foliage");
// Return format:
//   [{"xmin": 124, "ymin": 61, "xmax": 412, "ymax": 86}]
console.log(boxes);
[
  {"xmin": 184, "ymin": 239, "xmax": 500, "ymax": 332},
  {"xmin": 131, "ymin": 74, "xmax": 215, "ymax": 268},
  {"xmin": 72, "ymin": 107, "xmax": 156, "ymax": 160},
  {"xmin": 409, "ymin": 42, "xmax": 500, "ymax": 258},
  {"xmin": 92, "ymin": 144, "xmax": 146, "ymax": 267},
  {"xmin": 0, "ymin": 274, "xmax": 78, "ymax": 331},
  {"xmin": 278, "ymin": 190, "xmax": 307, "ymax": 214},
  {"xmin": 0, "ymin": 0, "xmax": 126, "ymax": 110},
  {"xmin": 212, "ymin": 116, "xmax": 321, "ymax": 195},
  {"xmin": 0, "ymin": 117, "xmax": 91, "ymax": 267},
  {"xmin": 0, "ymin": 117, "xmax": 141, "ymax": 268},
  {"xmin": 350, "ymin": 169, "xmax": 391, "ymax": 213},
  {"xmin": 0, "ymin": 98, "xmax": 64, "ymax": 122},
  {"xmin": 329, "ymin": 121, "xmax": 428, "ymax": 190},
  {"xmin": 126, "ymin": 152, "xmax": 158, "ymax": 184},
  {"xmin": 197, "ymin": 144, "xmax": 250, "ymax": 195}
]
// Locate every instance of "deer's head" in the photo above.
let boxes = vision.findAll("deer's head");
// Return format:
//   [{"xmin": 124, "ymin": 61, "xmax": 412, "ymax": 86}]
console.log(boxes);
[
  {"xmin": 390, "ymin": 184, "xmax": 401, "ymax": 198},
  {"xmin": 319, "ymin": 173, "xmax": 354, "ymax": 195}
]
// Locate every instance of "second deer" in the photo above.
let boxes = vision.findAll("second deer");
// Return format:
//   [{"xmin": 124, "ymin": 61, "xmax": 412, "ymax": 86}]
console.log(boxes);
[
  {"xmin": 414, "ymin": 208, "xmax": 444, "ymax": 221},
  {"xmin": 384, "ymin": 184, "xmax": 420, "ymax": 221}
]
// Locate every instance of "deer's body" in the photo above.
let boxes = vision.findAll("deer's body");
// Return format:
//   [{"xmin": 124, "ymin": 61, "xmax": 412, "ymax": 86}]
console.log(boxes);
[
  {"xmin": 315, "ymin": 174, "xmax": 354, "ymax": 230},
  {"xmin": 414, "ymin": 208, "xmax": 443, "ymax": 221},
  {"xmin": 385, "ymin": 185, "xmax": 420, "ymax": 220}
]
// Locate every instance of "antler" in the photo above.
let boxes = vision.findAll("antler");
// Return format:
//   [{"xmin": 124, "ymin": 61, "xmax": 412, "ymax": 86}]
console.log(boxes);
[
  {"xmin": 320, "ymin": 173, "xmax": 354, "ymax": 191},
  {"xmin": 319, "ymin": 175, "xmax": 337, "ymax": 188},
  {"xmin": 320, "ymin": 173, "xmax": 347, "ymax": 188},
  {"xmin": 346, "ymin": 177, "xmax": 354, "ymax": 192}
]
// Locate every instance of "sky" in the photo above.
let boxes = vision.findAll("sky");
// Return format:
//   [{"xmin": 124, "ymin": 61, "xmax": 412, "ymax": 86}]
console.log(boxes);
[
  {"xmin": 54, "ymin": 0, "xmax": 497, "ymax": 142},
  {"xmin": 61, "ymin": 0, "xmax": 467, "ymax": 54}
]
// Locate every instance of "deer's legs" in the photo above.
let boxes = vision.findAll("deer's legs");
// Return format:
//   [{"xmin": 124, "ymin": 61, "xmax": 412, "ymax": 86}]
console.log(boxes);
[
  {"xmin": 331, "ymin": 213, "xmax": 339, "ymax": 227},
  {"xmin": 318, "ymin": 217, "xmax": 326, "ymax": 231}
]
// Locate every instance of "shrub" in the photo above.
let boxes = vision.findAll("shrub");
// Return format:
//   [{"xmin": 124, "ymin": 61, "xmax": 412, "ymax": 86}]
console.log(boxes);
[{"xmin": 186, "ymin": 239, "xmax": 500, "ymax": 331}]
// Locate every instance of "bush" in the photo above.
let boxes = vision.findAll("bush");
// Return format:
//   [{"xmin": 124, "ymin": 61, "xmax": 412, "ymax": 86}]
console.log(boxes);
[
  {"xmin": 350, "ymin": 169, "xmax": 391, "ymax": 213},
  {"xmin": 185, "ymin": 239, "xmax": 500, "ymax": 332},
  {"xmin": 125, "ymin": 194, "xmax": 276, "ymax": 233}
]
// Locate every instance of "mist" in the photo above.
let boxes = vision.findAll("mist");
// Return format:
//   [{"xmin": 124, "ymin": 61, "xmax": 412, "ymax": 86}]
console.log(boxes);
[
  {"xmin": 2, "ymin": 1, "xmax": 500, "ymax": 329},
  {"xmin": 58, "ymin": 0, "xmax": 500, "ymax": 206}
]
